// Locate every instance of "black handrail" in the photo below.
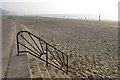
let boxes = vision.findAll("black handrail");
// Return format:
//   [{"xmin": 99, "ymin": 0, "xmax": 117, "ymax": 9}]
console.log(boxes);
[{"xmin": 16, "ymin": 31, "xmax": 68, "ymax": 74}]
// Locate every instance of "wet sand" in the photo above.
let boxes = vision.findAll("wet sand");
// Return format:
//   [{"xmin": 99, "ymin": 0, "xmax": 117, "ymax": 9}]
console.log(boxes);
[{"xmin": 5, "ymin": 16, "xmax": 119, "ymax": 78}]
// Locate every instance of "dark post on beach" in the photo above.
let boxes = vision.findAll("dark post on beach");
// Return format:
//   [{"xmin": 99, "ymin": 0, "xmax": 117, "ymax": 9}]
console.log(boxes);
[
  {"xmin": 99, "ymin": 15, "xmax": 100, "ymax": 21},
  {"xmin": 36, "ymin": 14, "xmax": 37, "ymax": 18}
]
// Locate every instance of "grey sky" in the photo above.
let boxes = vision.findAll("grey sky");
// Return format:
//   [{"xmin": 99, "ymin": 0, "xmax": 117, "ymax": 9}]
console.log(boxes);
[
  {"xmin": 1, "ymin": 0, "xmax": 119, "ymax": 16},
  {"xmin": 2, "ymin": 2, "xmax": 60, "ymax": 14}
]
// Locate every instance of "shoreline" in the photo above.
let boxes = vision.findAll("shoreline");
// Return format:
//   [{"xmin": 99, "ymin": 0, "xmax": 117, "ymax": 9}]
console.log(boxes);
[{"xmin": 2, "ymin": 15, "xmax": 118, "ymax": 23}]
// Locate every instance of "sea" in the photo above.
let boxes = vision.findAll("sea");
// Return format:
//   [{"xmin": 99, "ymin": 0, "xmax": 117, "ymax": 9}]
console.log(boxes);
[
  {"xmin": 21, "ymin": 14, "xmax": 118, "ymax": 21},
  {"xmin": 36, "ymin": 14, "xmax": 118, "ymax": 21}
]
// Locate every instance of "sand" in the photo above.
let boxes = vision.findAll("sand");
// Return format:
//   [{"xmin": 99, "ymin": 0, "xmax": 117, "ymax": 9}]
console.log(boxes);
[
  {"xmin": 2, "ymin": 16, "xmax": 16, "ymax": 78},
  {"xmin": 5, "ymin": 16, "xmax": 118, "ymax": 79}
]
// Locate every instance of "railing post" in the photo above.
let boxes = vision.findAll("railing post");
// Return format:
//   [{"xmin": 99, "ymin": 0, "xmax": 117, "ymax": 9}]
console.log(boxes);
[
  {"xmin": 66, "ymin": 56, "xmax": 68, "ymax": 74},
  {"xmin": 17, "ymin": 32, "xmax": 20, "ymax": 56},
  {"xmin": 46, "ymin": 43, "xmax": 48, "ymax": 67}
]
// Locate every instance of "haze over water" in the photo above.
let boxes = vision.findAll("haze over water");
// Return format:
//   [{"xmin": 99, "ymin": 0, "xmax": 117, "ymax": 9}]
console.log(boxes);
[
  {"xmin": 1, "ymin": 0, "xmax": 119, "ymax": 21},
  {"xmin": 36, "ymin": 14, "xmax": 117, "ymax": 21}
]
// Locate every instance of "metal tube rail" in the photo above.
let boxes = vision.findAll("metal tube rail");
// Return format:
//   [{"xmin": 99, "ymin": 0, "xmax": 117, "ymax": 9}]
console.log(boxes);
[{"xmin": 16, "ymin": 31, "xmax": 68, "ymax": 74}]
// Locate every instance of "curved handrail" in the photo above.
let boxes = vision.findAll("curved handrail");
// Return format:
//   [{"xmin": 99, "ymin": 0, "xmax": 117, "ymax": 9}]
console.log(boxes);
[{"xmin": 16, "ymin": 31, "xmax": 68, "ymax": 74}]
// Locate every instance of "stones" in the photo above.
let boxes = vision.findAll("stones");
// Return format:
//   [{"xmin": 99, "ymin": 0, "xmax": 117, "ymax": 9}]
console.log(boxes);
[
  {"xmin": 92, "ymin": 70, "xmax": 98, "ymax": 74},
  {"xmin": 80, "ymin": 71, "xmax": 88, "ymax": 78},
  {"xmin": 88, "ymin": 74, "xmax": 94, "ymax": 79},
  {"xmin": 42, "ymin": 69, "xmax": 46, "ymax": 71},
  {"xmin": 112, "ymin": 69, "xmax": 118, "ymax": 74},
  {"xmin": 32, "ymin": 71, "xmax": 35, "ymax": 74},
  {"xmin": 30, "ymin": 65, "xmax": 33, "ymax": 69}
]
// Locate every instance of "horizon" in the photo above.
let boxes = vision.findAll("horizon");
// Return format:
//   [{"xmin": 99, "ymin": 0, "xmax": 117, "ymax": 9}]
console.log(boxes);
[{"xmin": 1, "ymin": 10, "xmax": 118, "ymax": 21}]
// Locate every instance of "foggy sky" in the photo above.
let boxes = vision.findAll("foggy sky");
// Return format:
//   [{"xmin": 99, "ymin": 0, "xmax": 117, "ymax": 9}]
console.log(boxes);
[{"xmin": 1, "ymin": 0, "xmax": 119, "ymax": 17}]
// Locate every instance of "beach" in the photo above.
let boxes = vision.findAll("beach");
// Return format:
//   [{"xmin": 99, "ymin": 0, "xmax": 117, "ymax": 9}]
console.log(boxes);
[{"xmin": 3, "ymin": 16, "xmax": 118, "ymax": 79}]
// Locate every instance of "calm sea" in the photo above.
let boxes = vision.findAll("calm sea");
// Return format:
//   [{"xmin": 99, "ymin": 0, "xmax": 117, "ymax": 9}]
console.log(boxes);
[{"xmin": 36, "ymin": 14, "xmax": 117, "ymax": 21}]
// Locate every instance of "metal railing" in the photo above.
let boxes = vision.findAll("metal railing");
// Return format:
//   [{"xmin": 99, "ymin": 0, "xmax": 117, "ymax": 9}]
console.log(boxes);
[{"xmin": 16, "ymin": 31, "xmax": 68, "ymax": 74}]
